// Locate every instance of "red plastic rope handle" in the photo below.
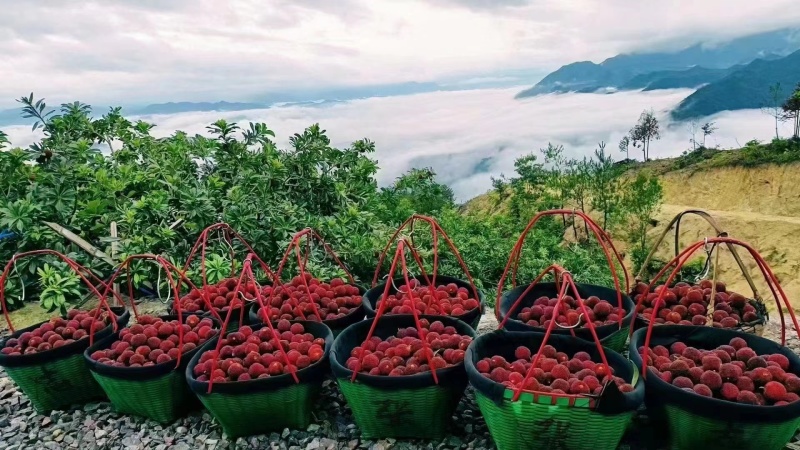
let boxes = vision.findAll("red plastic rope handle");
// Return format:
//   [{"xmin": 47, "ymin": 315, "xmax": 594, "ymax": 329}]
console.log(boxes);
[
  {"xmin": 271, "ymin": 228, "xmax": 357, "ymax": 322},
  {"xmin": 498, "ymin": 264, "xmax": 564, "ymax": 330},
  {"xmin": 639, "ymin": 237, "xmax": 800, "ymax": 379},
  {"xmin": 353, "ymin": 239, "xmax": 440, "ymax": 384},
  {"xmin": 371, "ymin": 214, "xmax": 480, "ymax": 307},
  {"xmin": 0, "ymin": 250, "xmax": 122, "ymax": 338},
  {"xmin": 98, "ymin": 254, "xmax": 219, "ymax": 368},
  {"xmin": 207, "ymin": 254, "xmax": 298, "ymax": 393},
  {"xmin": 495, "ymin": 209, "xmax": 629, "ymax": 329},
  {"xmin": 511, "ymin": 266, "xmax": 612, "ymax": 402},
  {"xmin": 183, "ymin": 223, "xmax": 278, "ymax": 308}
]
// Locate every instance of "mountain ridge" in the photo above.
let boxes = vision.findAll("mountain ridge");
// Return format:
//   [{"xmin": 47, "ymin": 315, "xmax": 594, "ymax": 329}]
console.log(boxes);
[{"xmin": 516, "ymin": 28, "xmax": 800, "ymax": 98}]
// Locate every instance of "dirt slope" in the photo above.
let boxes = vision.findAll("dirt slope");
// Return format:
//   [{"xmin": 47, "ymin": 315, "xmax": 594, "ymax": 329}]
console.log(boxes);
[{"xmin": 646, "ymin": 163, "xmax": 800, "ymax": 312}]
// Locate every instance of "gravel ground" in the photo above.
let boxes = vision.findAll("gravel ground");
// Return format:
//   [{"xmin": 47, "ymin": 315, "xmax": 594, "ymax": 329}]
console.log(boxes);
[{"xmin": 1, "ymin": 313, "xmax": 800, "ymax": 450}]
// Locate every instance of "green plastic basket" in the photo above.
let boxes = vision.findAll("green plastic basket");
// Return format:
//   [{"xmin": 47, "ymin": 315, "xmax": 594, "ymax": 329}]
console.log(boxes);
[
  {"xmin": 0, "ymin": 307, "xmax": 130, "ymax": 413},
  {"xmin": 331, "ymin": 314, "xmax": 477, "ymax": 439},
  {"xmin": 186, "ymin": 321, "xmax": 333, "ymax": 438},
  {"xmin": 630, "ymin": 325, "xmax": 800, "ymax": 450},
  {"xmin": 83, "ymin": 315, "xmax": 213, "ymax": 423},
  {"xmin": 338, "ymin": 378, "xmax": 467, "ymax": 439},
  {"xmin": 475, "ymin": 389, "xmax": 636, "ymax": 450},
  {"xmin": 467, "ymin": 331, "xmax": 644, "ymax": 450},
  {"xmin": 247, "ymin": 284, "xmax": 367, "ymax": 338},
  {"xmin": 497, "ymin": 282, "xmax": 635, "ymax": 353},
  {"xmin": 362, "ymin": 275, "xmax": 485, "ymax": 330}
]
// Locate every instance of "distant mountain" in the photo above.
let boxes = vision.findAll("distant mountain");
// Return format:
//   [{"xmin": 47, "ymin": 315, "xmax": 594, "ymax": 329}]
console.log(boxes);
[
  {"xmin": 671, "ymin": 49, "xmax": 800, "ymax": 120},
  {"xmin": 620, "ymin": 65, "xmax": 739, "ymax": 91},
  {"xmin": 516, "ymin": 28, "xmax": 800, "ymax": 98},
  {"xmin": 134, "ymin": 101, "xmax": 267, "ymax": 115}
]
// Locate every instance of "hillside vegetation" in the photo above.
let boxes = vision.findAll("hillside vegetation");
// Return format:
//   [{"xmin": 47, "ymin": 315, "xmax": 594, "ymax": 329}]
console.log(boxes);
[
  {"xmin": 465, "ymin": 139, "xmax": 800, "ymax": 311},
  {"xmin": 0, "ymin": 95, "xmax": 651, "ymax": 318}
]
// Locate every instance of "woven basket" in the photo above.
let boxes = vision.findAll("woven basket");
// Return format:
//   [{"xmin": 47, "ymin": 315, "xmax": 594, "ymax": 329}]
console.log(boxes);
[
  {"xmin": 0, "ymin": 307, "xmax": 130, "ymax": 413},
  {"xmin": 630, "ymin": 325, "xmax": 800, "ymax": 450},
  {"xmin": 362, "ymin": 275, "xmax": 485, "ymax": 330},
  {"xmin": 186, "ymin": 321, "xmax": 333, "ymax": 438},
  {"xmin": 497, "ymin": 282, "xmax": 635, "ymax": 353},
  {"xmin": 467, "ymin": 331, "xmax": 644, "ymax": 450},
  {"xmin": 331, "ymin": 314, "xmax": 476, "ymax": 439},
  {"xmin": 83, "ymin": 315, "xmax": 216, "ymax": 423},
  {"xmin": 247, "ymin": 284, "xmax": 367, "ymax": 337}
]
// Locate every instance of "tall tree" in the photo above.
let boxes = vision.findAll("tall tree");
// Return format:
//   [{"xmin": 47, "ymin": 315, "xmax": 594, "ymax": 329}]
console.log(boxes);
[
  {"xmin": 762, "ymin": 83, "xmax": 785, "ymax": 140},
  {"xmin": 623, "ymin": 171, "xmax": 663, "ymax": 271},
  {"xmin": 618, "ymin": 136, "xmax": 630, "ymax": 160},
  {"xmin": 589, "ymin": 142, "xmax": 625, "ymax": 230},
  {"xmin": 630, "ymin": 109, "xmax": 660, "ymax": 161},
  {"xmin": 701, "ymin": 122, "xmax": 717, "ymax": 147},
  {"xmin": 782, "ymin": 83, "xmax": 800, "ymax": 139},
  {"xmin": 688, "ymin": 121, "xmax": 699, "ymax": 151}
]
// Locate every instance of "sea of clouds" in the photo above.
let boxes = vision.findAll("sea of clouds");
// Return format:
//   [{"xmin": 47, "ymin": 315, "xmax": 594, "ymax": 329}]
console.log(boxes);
[{"xmin": 2, "ymin": 87, "xmax": 794, "ymax": 202}]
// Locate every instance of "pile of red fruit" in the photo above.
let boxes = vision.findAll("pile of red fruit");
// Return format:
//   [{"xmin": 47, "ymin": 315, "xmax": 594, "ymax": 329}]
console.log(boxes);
[
  {"xmin": 640, "ymin": 336, "xmax": 800, "ymax": 405},
  {"xmin": 192, "ymin": 321, "xmax": 325, "ymax": 382},
  {"xmin": 375, "ymin": 278, "xmax": 480, "ymax": 317},
  {"xmin": 89, "ymin": 315, "xmax": 216, "ymax": 367},
  {"xmin": 346, "ymin": 319, "xmax": 473, "ymax": 376},
  {"xmin": 255, "ymin": 274, "xmax": 363, "ymax": 322},
  {"xmin": 633, "ymin": 279, "xmax": 761, "ymax": 328},
  {"xmin": 1, "ymin": 308, "xmax": 114, "ymax": 356},
  {"xmin": 476, "ymin": 345, "xmax": 634, "ymax": 395},
  {"xmin": 176, "ymin": 278, "xmax": 267, "ymax": 314},
  {"xmin": 514, "ymin": 295, "xmax": 626, "ymax": 329}
]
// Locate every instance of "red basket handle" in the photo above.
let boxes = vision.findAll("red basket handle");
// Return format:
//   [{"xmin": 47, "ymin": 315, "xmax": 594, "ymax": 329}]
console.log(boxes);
[
  {"xmin": 207, "ymin": 254, "xmax": 298, "ymax": 393},
  {"xmin": 371, "ymin": 214, "xmax": 480, "ymax": 304},
  {"xmin": 511, "ymin": 266, "xmax": 612, "ymax": 402},
  {"xmin": 640, "ymin": 237, "xmax": 800, "ymax": 378},
  {"xmin": 98, "ymin": 254, "xmax": 218, "ymax": 368},
  {"xmin": 495, "ymin": 210, "xmax": 629, "ymax": 329},
  {"xmin": 268, "ymin": 228, "xmax": 357, "ymax": 322},
  {"xmin": 183, "ymin": 223, "xmax": 277, "ymax": 307},
  {"xmin": 1, "ymin": 250, "xmax": 122, "ymax": 338},
  {"xmin": 353, "ymin": 239, "xmax": 440, "ymax": 384}
]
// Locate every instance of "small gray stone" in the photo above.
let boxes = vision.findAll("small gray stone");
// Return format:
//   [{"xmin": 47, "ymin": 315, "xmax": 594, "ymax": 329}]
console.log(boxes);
[
  {"xmin": 305, "ymin": 438, "xmax": 320, "ymax": 450},
  {"xmin": 281, "ymin": 428, "xmax": 291, "ymax": 439},
  {"xmin": 94, "ymin": 429, "xmax": 106, "ymax": 439},
  {"xmin": 175, "ymin": 426, "xmax": 188, "ymax": 434},
  {"xmin": 307, "ymin": 424, "xmax": 321, "ymax": 433},
  {"xmin": 42, "ymin": 417, "xmax": 52, "ymax": 427}
]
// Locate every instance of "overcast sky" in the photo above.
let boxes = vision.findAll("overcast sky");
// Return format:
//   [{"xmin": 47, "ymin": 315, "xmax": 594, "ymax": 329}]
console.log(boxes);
[{"xmin": 2, "ymin": 0, "xmax": 800, "ymax": 108}]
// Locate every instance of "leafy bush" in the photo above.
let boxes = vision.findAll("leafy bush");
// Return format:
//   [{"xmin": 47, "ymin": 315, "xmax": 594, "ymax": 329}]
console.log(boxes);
[{"xmin": 0, "ymin": 95, "xmax": 667, "ymax": 311}]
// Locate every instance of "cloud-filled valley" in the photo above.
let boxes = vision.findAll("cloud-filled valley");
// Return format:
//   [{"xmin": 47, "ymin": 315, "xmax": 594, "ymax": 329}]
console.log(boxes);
[{"xmin": 2, "ymin": 87, "xmax": 794, "ymax": 202}]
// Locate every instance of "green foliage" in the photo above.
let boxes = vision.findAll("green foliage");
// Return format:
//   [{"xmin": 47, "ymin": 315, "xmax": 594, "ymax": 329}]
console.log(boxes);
[
  {"xmin": 624, "ymin": 171, "xmax": 664, "ymax": 270},
  {"xmin": 629, "ymin": 109, "xmax": 660, "ymax": 161},
  {"xmin": 36, "ymin": 263, "xmax": 81, "ymax": 315},
  {"xmin": 1, "ymin": 94, "xmax": 668, "ymax": 312}
]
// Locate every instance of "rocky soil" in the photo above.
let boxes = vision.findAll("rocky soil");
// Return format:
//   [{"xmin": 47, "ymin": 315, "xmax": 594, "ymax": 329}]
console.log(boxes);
[{"xmin": 1, "ymin": 313, "xmax": 800, "ymax": 450}]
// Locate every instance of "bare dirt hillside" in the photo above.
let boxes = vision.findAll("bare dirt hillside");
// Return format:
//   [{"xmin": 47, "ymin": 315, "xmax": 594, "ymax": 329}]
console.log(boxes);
[
  {"xmin": 645, "ymin": 163, "xmax": 800, "ymax": 313},
  {"xmin": 462, "ymin": 161, "xmax": 800, "ymax": 313}
]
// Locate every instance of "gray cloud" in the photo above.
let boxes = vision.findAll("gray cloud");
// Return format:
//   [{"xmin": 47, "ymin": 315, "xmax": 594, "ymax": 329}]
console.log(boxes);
[{"xmin": 2, "ymin": 0, "xmax": 800, "ymax": 108}]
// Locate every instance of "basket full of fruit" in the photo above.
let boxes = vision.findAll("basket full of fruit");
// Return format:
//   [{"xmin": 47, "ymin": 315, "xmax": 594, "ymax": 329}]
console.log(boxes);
[
  {"xmin": 83, "ymin": 256, "xmax": 220, "ymax": 423},
  {"xmin": 468, "ymin": 269, "xmax": 644, "ymax": 450},
  {"xmin": 177, "ymin": 222, "xmax": 278, "ymax": 331},
  {"xmin": 185, "ymin": 255, "xmax": 334, "ymax": 437},
  {"xmin": 0, "ymin": 251, "xmax": 130, "ymax": 412},
  {"xmin": 363, "ymin": 275, "xmax": 484, "ymax": 329},
  {"xmin": 249, "ymin": 228, "xmax": 366, "ymax": 335},
  {"xmin": 632, "ymin": 279, "xmax": 767, "ymax": 335},
  {"xmin": 495, "ymin": 210, "xmax": 632, "ymax": 352},
  {"xmin": 249, "ymin": 275, "xmax": 366, "ymax": 336},
  {"xmin": 331, "ymin": 239, "xmax": 477, "ymax": 439},
  {"xmin": 630, "ymin": 237, "xmax": 800, "ymax": 450},
  {"xmin": 365, "ymin": 215, "xmax": 484, "ymax": 329},
  {"xmin": 632, "ymin": 209, "xmax": 768, "ymax": 335},
  {"xmin": 497, "ymin": 281, "xmax": 635, "ymax": 352}
]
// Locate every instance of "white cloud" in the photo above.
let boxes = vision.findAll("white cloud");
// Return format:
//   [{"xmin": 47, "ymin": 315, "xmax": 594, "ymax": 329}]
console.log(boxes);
[
  {"xmin": 2, "ymin": 0, "xmax": 800, "ymax": 108},
  {"xmin": 4, "ymin": 88, "xmax": 793, "ymax": 202}
]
